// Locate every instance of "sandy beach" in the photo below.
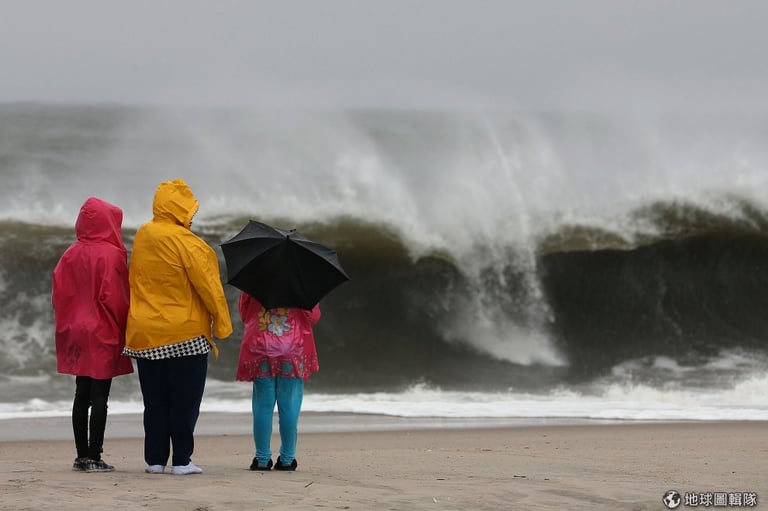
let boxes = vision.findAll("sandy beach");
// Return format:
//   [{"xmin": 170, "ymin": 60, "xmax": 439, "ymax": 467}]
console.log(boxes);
[{"xmin": 0, "ymin": 416, "xmax": 764, "ymax": 511}]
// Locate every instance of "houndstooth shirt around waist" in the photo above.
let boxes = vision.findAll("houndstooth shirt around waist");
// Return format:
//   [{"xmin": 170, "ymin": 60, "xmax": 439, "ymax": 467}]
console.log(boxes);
[{"xmin": 122, "ymin": 335, "xmax": 211, "ymax": 360}]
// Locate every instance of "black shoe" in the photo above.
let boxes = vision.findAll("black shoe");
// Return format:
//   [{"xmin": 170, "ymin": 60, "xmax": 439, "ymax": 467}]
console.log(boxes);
[
  {"xmin": 249, "ymin": 457, "xmax": 273, "ymax": 471},
  {"xmin": 72, "ymin": 458, "xmax": 87, "ymax": 472},
  {"xmin": 274, "ymin": 456, "xmax": 297, "ymax": 471},
  {"xmin": 85, "ymin": 459, "xmax": 115, "ymax": 472}
]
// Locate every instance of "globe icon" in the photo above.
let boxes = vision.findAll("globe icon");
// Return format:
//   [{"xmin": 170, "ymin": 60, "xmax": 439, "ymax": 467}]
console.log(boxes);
[{"xmin": 663, "ymin": 490, "xmax": 682, "ymax": 509}]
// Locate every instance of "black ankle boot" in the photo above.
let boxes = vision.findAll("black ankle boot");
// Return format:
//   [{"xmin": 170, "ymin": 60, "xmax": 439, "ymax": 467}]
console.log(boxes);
[
  {"xmin": 249, "ymin": 457, "xmax": 273, "ymax": 471},
  {"xmin": 274, "ymin": 456, "xmax": 297, "ymax": 471}
]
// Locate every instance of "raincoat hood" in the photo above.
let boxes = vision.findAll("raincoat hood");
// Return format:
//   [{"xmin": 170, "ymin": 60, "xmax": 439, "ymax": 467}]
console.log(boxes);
[
  {"xmin": 75, "ymin": 197, "xmax": 127, "ymax": 253},
  {"xmin": 152, "ymin": 179, "xmax": 200, "ymax": 228}
]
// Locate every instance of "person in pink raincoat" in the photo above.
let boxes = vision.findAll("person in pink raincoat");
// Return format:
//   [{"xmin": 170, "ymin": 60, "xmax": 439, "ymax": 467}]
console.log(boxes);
[
  {"xmin": 235, "ymin": 292, "xmax": 320, "ymax": 471},
  {"xmin": 52, "ymin": 197, "xmax": 133, "ymax": 473}
]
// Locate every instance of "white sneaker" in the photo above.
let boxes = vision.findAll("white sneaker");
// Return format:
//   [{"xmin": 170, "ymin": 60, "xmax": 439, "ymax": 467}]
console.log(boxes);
[
  {"xmin": 171, "ymin": 462, "xmax": 202, "ymax": 475},
  {"xmin": 145, "ymin": 465, "xmax": 165, "ymax": 474}
]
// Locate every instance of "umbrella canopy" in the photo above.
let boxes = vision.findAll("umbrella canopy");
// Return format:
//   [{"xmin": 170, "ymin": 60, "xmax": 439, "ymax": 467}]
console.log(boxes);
[{"xmin": 220, "ymin": 220, "xmax": 349, "ymax": 310}]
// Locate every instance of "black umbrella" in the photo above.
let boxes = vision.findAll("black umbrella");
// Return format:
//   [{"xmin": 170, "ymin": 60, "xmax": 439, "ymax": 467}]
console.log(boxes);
[{"xmin": 220, "ymin": 220, "xmax": 349, "ymax": 310}]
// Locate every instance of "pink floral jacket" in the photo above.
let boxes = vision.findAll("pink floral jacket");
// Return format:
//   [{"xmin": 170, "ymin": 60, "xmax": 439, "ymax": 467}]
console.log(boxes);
[{"xmin": 235, "ymin": 292, "xmax": 320, "ymax": 382}]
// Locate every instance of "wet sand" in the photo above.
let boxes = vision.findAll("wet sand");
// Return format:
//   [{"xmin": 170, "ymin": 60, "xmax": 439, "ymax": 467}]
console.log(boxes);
[{"xmin": 0, "ymin": 416, "xmax": 764, "ymax": 511}]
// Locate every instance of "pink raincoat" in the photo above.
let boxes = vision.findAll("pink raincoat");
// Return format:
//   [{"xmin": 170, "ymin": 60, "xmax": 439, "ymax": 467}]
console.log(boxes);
[
  {"xmin": 235, "ymin": 292, "xmax": 320, "ymax": 382},
  {"xmin": 52, "ymin": 197, "xmax": 133, "ymax": 379}
]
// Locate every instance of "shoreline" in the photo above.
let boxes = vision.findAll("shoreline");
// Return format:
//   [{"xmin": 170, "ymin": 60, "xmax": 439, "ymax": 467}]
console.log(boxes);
[
  {"xmin": 0, "ymin": 411, "xmax": 711, "ymax": 442},
  {"xmin": 0, "ymin": 419, "xmax": 764, "ymax": 510}
]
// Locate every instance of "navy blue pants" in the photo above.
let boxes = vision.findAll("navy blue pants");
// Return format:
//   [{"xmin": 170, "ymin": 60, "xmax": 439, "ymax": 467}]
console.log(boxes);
[{"xmin": 136, "ymin": 354, "xmax": 208, "ymax": 467}]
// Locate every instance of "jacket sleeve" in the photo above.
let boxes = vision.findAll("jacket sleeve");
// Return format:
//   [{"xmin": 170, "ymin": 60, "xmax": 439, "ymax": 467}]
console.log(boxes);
[
  {"xmin": 238, "ymin": 291, "xmax": 249, "ymax": 320},
  {"xmin": 239, "ymin": 292, "xmax": 266, "ymax": 327},
  {"xmin": 303, "ymin": 304, "xmax": 321, "ymax": 325},
  {"xmin": 51, "ymin": 259, "xmax": 63, "ymax": 310},
  {"xmin": 51, "ymin": 248, "xmax": 78, "ymax": 323},
  {"xmin": 51, "ymin": 247, "xmax": 74, "ymax": 311},
  {"xmin": 180, "ymin": 235, "xmax": 234, "ymax": 339},
  {"xmin": 97, "ymin": 247, "xmax": 130, "ymax": 338}
]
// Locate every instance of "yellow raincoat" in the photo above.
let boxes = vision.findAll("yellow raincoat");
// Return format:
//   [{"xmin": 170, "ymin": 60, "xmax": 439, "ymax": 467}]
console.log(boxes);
[{"xmin": 125, "ymin": 179, "xmax": 232, "ymax": 357}]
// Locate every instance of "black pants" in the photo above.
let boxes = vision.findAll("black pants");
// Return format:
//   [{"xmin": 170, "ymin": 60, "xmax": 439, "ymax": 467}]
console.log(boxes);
[
  {"xmin": 136, "ymin": 354, "xmax": 208, "ymax": 467},
  {"xmin": 72, "ymin": 376, "xmax": 113, "ymax": 460}
]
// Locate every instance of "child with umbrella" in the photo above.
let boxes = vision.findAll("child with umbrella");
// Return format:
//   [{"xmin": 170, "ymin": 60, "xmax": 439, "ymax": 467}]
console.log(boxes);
[{"xmin": 222, "ymin": 220, "xmax": 348, "ymax": 471}]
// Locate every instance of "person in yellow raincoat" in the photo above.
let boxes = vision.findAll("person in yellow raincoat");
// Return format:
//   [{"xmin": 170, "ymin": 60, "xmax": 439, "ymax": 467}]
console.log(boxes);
[{"xmin": 123, "ymin": 179, "xmax": 233, "ymax": 476}]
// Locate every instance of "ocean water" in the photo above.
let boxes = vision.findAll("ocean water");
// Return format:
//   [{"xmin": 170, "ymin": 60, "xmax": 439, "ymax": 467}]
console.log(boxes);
[{"xmin": 1, "ymin": 103, "xmax": 768, "ymax": 421}]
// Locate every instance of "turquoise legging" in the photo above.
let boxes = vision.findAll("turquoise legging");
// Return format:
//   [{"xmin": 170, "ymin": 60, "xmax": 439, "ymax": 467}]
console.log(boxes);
[{"xmin": 252, "ymin": 376, "xmax": 304, "ymax": 465}]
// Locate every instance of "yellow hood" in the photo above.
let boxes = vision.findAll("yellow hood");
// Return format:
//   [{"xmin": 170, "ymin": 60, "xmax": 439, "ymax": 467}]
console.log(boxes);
[{"xmin": 152, "ymin": 179, "xmax": 200, "ymax": 228}]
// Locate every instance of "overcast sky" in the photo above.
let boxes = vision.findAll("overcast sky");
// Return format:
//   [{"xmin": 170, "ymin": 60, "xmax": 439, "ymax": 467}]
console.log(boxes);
[{"xmin": 1, "ymin": 0, "xmax": 767, "ymax": 112}]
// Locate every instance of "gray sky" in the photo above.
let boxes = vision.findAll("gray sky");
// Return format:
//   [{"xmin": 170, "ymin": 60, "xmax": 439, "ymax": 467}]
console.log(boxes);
[{"xmin": 1, "ymin": 0, "xmax": 767, "ymax": 112}]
